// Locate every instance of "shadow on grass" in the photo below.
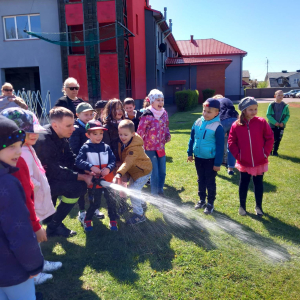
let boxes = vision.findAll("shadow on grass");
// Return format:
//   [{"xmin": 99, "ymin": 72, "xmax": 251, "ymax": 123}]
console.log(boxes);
[
  {"xmin": 211, "ymin": 210, "xmax": 291, "ymax": 261},
  {"xmin": 278, "ymin": 154, "xmax": 300, "ymax": 164},
  {"xmin": 217, "ymin": 172, "xmax": 277, "ymax": 193}
]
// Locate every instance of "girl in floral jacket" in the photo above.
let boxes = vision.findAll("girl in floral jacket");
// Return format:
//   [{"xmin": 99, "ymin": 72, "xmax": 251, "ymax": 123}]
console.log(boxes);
[{"xmin": 137, "ymin": 89, "xmax": 171, "ymax": 196}]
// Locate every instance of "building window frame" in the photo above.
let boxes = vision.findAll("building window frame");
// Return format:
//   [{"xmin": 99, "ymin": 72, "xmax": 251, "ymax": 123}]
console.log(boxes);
[
  {"xmin": 294, "ymin": 78, "xmax": 299, "ymax": 84},
  {"xmin": 3, "ymin": 14, "xmax": 41, "ymax": 41},
  {"xmin": 278, "ymin": 78, "xmax": 283, "ymax": 84}
]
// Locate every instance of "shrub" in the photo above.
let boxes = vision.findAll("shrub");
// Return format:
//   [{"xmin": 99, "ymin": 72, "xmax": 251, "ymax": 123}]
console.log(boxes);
[
  {"xmin": 175, "ymin": 89, "xmax": 199, "ymax": 112},
  {"xmin": 202, "ymin": 89, "xmax": 215, "ymax": 102}
]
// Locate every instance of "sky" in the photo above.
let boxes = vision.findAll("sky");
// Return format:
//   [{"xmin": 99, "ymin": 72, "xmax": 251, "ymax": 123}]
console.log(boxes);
[{"xmin": 148, "ymin": 0, "xmax": 300, "ymax": 81}]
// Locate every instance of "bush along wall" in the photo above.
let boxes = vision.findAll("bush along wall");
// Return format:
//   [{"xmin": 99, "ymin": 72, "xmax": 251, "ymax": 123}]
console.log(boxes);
[
  {"xmin": 202, "ymin": 89, "xmax": 215, "ymax": 102},
  {"xmin": 175, "ymin": 89, "xmax": 199, "ymax": 112}
]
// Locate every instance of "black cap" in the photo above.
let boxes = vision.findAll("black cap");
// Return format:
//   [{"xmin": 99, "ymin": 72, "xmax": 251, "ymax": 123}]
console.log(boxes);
[
  {"xmin": 85, "ymin": 119, "xmax": 108, "ymax": 131},
  {"xmin": 95, "ymin": 100, "xmax": 107, "ymax": 109},
  {"xmin": 0, "ymin": 115, "xmax": 26, "ymax": 150},
  {"xmin": 204, "ymin": 98, "xmax": 221, "ymax": 110}
]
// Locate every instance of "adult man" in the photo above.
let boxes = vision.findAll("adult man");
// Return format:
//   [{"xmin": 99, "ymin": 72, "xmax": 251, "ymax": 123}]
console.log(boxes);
[{"xmin": 34, "ymin": 107, "xmax": 92, "ymax": 237}]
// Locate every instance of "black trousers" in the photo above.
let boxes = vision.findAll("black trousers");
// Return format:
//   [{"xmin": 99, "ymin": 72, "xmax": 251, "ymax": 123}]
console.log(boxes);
[
  {"xmin": 272, "ymin": 127, "xmax": 284, "ymax": 153},
  {"xmin": 46, "ymin": 179, "xmax": 87, "ymax": 229},
  {"xmin": 239, "ymin": 172, "xmax": 264, "ymax": 210},
  {"xmin": 85, "ymin": 188, "xmax": 117, "ymax": 221},
  {"xmin": 195, "ymin": 157, "xmax": 217, "ymax": 205},
  {"xmin": 78, "ymin": 195, "xmax": 86, "ymax": 211}
]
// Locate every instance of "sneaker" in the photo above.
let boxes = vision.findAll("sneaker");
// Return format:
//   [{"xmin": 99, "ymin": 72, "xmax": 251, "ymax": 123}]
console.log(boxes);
[
  {"xmin": 195, "ymin": 200, "xmax": 206, "ymax": 210},
  {"xmin": 228, "ymin": 170, "xmax": 235, "ymax": 175},
  {"xmin": 94, "ymin": 209, "xmax": 105, "ymax": 219},
  {"xmin": 204, "ymin": 204, "xmax": 214, "ymax": 215},
  {"xmin": 141, "ymin": 202, "xmax": 147, "ymax": 209},
  {"xmin": 78, "ymin": 211, "xmax": 86, "ymax": 223},
  {"xmin": 238, "ymin": 206, "xmax": 247, "ymax": 216},
  {"xmin": 46, "ymin": 223, "xmax": 77, "ymax": 238},
  {"xmin": 43, "ymin": 260, "xmax": 62, "ymax": 272},
  {"xmin": 255, "ymin": 206, "xmax": 264, "ymax": 216},
  {"xmin": 84, "ymin": 220, "xmax": 93, "ymax": 232},
  {"xmin": 126, "ymin": 214, "xmax": 146, "ymax": 225},
  {"xmin": 272, "ymin": 152, "xmax": 278, "ymax": 157},
  {"xmin": 109, "ymin": 220, "xmax": 118, "ymax": 231},
  {"xmin": 34, "ymin": 273, "xmax": 53, "ymax": 285}
]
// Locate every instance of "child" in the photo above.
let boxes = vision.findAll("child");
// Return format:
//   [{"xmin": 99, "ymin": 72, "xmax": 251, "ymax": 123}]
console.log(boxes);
[
  {"xmin": 228, "ymin": 97, "xmax": 274, "ymax": 216},
  {"xmin": 94, "ymin": 100, "xmax": 107, "ymax": 123},
  {"xmin": 76, "ymin": 120, "xmax": 118, "ymax": 231},
  {"xmin": 266, "ymin": 90, "xmax": 290, "ymax": 156},
  {"xmin": 114, "ymin": 120, "xmax": 152, "ymax": 224},
  {"xmin": 187, "ymin": 98, "xmax": 225, "ymax": 214},
  {"xmin": 140, "ymin": 96, "xmax": 150, "ymax": 113},
  {"xmin": 1, "ymin": 107, "xmax": 62, "ymax": 285},
  {"xmin": 137, "ymin": 89, "xmax": 171, "ymax": 196},
  {"xmin": 124, "ymin": 98, "xmax": 142, "ymax": 132},
  {"xmin": 0, "ymin": 115, "xmax": 44, "ymax": 300}
]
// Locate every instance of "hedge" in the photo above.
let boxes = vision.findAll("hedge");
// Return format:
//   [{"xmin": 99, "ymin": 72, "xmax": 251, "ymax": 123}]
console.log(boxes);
[
  {"xmin": 175, "ymin": 89, "xmax": 199, "ymax": 112},
  {"xmin": 202, "ymin": 89, "xmax": 215, "ymax": 102}
]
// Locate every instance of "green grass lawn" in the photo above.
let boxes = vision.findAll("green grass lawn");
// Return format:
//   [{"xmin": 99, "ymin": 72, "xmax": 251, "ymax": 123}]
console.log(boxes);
[{"xmin": 38, "ymin": 103, "xmax": 300, "ymax": 300}]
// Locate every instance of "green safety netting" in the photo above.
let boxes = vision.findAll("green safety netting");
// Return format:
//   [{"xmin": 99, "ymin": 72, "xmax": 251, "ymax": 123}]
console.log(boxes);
[{"xmin": 24, "ymin": 22, "xmax": 133, "ymax": 47}]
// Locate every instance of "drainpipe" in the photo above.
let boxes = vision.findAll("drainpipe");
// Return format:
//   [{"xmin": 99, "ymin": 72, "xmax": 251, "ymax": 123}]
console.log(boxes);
[
  {"xmin": 189, "ymin": 64, "xmax": 191, "ymax": 89},
  {"xmin": 240, "ymin": 55, "xmax": 242, "ymax": 99}
]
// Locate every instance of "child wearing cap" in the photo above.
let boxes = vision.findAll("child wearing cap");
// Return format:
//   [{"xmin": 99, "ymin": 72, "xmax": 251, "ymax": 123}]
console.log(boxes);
[
  {"xmin": 0, "ymin": 107, "xmax": 62, "ymax": 285},
  {"xmin": 0, "ymin": 115, "xmax": 44, "ymax": 299},
  {"xmin": 266, "ymin": 90, "xmax": 290, "ymax": 156},
  {"xmin": 114, "ymin": 120, "xmax": 152, "ymax": 225},
  {"xmin": 76, "ymin": 120, "xmax": 118, "ymax": 231},
  {"xmin": 124, "ymin": 98, "xmax": 142, "ymax": 132},
  {"xmin": 228, "ymin": 97, "xmax": 274, "ymax": 216},
  {"xmin": 137, "ymin": 89, "xmax": 171, "ymax": 196},
  {"xmin": 187, "ymin": 98, "xmax": 225, "ymax": 214},
  {"xmin": 94, "ymin": 100, "xmax": 107, "ymax": 123}
]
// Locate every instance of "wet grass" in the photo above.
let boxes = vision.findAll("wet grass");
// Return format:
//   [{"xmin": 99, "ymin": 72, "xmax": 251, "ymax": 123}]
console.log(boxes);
[{"xmin": 38, "ymin": 103, "xmax": 300, "ymax": 299}]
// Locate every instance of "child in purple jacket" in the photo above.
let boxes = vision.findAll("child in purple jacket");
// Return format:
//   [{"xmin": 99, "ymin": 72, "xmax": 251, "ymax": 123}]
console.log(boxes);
[{"xmin": 137, "ymin": 89, "xmax": 171, "ymax": 196}]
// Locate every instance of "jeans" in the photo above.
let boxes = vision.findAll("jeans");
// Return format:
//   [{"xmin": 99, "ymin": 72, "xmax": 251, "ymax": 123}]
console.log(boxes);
[
  {"xmin": 145, "ymin": 151, "xmax": 166, "ymax": 195},
  {"xmin": 221, "ymin": 117, "xmax": 237, "ymax": 168},
  {"xmin": 194, "ymin": 157, "xmax": 217, "ymax": 205},
  {"xmin": 128, "ymin": 173, "xmax": 152, "ymax": 215},
  {"xmin": 85, "ymin": 188, "xmax": 117, "ymax": 221},
  {"xmin": 271, "ymin": 127, "xmax": 284, "ymax": 154},
  {"xmin": 0, "ymin": 278, "xmax": 35, "ymax": 300},
  {"xmin": 239, "ymin": 172, "xmax": 264, "ymax": 210}
]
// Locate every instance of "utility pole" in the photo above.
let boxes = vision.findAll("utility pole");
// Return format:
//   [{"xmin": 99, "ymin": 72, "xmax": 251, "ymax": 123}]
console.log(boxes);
[{"xmin": 266, "ymin": 57, "xmax": 268, "ymax": 75}]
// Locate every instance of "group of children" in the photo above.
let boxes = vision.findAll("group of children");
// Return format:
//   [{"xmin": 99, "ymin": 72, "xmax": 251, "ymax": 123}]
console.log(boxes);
[
  {"xmin": 188, "ymin": 90, "xmax": 290, "ymax": 216},
  {"xmin": 0, "ymin": 82, "xmax": 289, "ymax": 298}
]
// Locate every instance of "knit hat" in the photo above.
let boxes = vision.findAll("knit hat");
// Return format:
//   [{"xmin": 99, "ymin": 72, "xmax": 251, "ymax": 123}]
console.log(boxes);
[
  {"xmin": 76, "ymin": 102, "xmax": 94, "ymax": 114},
  {"xmin": 238, "ymin": 97, "xmax": 258, "ymax": 111},
  {"xmin": 95, "ymin": 100, "xmax": 107, "ymax": 109},
  {"xmin": 86, "ymin": 119, "xmax": 108, "ymax": 131},
  {"xmin": 204, "ymin": 98, "xmax": 220, "ymax": 110},
  {"xmin": 148, "ymin": 89, "xmax": 164, "ymax": 104},
  {"xmin": 0, "ymin": 107, "xmax": 46, "ymax": 133},
  {"xmin": 0, "ymin": 115, "xmax": 26, "ymax": 150}
]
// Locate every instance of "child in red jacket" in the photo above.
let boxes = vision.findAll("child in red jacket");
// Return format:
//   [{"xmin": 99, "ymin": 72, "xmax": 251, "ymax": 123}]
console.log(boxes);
[{"xmin": 228, "ymin": 97, "xmax": 274, "ymax": 217}]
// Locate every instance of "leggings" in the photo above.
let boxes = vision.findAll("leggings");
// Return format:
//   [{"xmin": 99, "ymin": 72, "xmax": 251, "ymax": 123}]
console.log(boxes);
[{"xmin": 239, "ymin": 172, "xmax": 264, "ymax": 210}]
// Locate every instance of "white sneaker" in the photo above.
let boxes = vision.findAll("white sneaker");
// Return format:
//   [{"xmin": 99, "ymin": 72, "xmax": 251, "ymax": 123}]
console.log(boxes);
[
  {"xmin": 43, "ymin": 260, "xmax": 62, "ymax": 272},
  {"xmin": 34, "ymin": 273, "xmax": 53, "ymax": 285},
  {"xmin": 78, "ymin": 211, "xmax": 86, "ymax": 224},
  {"xmin": 94, "ymin": 209, "xmax": 105, "ymax": 219}
]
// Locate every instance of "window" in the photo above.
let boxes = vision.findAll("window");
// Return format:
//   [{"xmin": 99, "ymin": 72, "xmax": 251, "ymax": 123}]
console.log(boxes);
[
  {"xmin": 278, "ymin": 78, "xmax": 283, "ymax": 84},
  {"xmin": 294, "ymin": 78, "xmax": 299, "ymax": 84},
  {"xmin": 3, "ymin": 14, "xmax": 41, "ymax": 40}
]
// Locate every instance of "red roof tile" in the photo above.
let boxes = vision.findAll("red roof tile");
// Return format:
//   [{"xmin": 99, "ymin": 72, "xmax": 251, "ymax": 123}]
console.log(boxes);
[
  {"xmin": 177, "ymin": 39, "xmax": 247, "ymax": 57},
  {"xmin": 166, "ymin": 57, "xmax": 232, "ymax": 66}
]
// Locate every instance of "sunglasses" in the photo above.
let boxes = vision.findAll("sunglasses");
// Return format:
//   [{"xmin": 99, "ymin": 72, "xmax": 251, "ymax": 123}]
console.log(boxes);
[
  {"xmin": 3, "ymin": 89, "xmax": 13, "ymax": 92},
  {"xmin": 67, "ymin": 87, "xmax": 79, "ymax": 91}
]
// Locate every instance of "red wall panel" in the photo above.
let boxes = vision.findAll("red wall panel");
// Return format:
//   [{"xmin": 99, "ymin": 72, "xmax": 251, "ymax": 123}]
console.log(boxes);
[
  {"xmin": 99, "ymin": 54, "xmax": 119, "ymax": 99},
  {"xmin": 68, "ymin": 55, "xmax": 88, "ymax": 101},
  {"xmin": 97, "ymin": 1, "xmax": 116, "ymax": 24},
  {"xmin": 127, "ymin": 0, "xmax": 147, "ymax": 99},
  {"xmin": 65, "ymin": 3, "xmax": 84, "ymax": 26}
]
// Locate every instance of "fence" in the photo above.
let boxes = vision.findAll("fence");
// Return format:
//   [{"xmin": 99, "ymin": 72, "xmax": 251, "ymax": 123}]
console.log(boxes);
[
  {"xmin": 245, "ymin": 87, "xmax": 296, "ymax": 98},
  {"xmin": 16, "ymin": 90, "xmax": 52, "ymax": 124}
]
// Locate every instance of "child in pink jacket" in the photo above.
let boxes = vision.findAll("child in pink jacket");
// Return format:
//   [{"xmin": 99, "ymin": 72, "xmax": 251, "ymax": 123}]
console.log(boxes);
[
  {"xmin": 228, "ymin": 97, "xmax": 274, "ymax": 217},
  {"xmin": 137, "ymin": 89, "xmax": 171, "ymax": 196}
]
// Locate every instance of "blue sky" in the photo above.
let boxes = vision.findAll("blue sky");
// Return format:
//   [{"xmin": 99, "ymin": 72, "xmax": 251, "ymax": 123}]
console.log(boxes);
[{"xmin": 149, "ymin": 0, "xmax": 300, "ymax": 81}]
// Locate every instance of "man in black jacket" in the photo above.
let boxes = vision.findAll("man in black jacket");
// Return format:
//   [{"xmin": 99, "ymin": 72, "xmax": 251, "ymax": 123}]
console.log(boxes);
[{"xmin": 34, "ymin": 107, "xmax": 92, "ymax": 237}]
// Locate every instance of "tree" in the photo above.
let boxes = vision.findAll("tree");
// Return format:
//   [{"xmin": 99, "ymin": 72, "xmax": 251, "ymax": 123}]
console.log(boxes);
[{"xmin": 257, "ymin": 81, "xmax": 268, "ymax": 88}]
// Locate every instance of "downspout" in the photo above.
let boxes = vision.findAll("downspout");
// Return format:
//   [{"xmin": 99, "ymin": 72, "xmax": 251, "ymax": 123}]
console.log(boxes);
[
  {"xmin": 189, "ymin": 64, "xmax": 191, "ymax": 89},
  {"xmin": 240, "ymin": 55, "xmax": 243, "ymax": 99}
]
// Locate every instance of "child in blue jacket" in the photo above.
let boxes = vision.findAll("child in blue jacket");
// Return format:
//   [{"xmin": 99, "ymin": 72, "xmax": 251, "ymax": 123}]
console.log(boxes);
[
  {"xmin": 187, "ymin": 98, "xmax": 225, "ymax": 214},
  {"xmin": 0, "ymin": 116, "xmax": 44, "ymax": 300}
]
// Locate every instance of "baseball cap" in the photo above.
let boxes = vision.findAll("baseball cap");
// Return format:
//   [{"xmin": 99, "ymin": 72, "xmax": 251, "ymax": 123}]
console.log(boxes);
[
  {"xmin": 95, "ymin": 100, "xmax": 107, "ymax": 109},
  {"xmin": 204, "ymin": 98, "xmax": 220, "ymax": 110},
  {"xmin": 85, "ymin": 120, "xmax": 108, "ymax": 131},
  {"xmin": 0, "ymin": 107, "xmax": 47, "ymax": 134},
  {"xmin": 76, "ymin": 102, "xmax": 94, "ymax": 114}
]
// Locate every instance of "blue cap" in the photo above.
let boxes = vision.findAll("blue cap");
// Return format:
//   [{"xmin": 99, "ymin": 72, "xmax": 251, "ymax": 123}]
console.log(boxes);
[{"xmin": 204, "ymin": 98, "xmax": 220, "ymax": 110}]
